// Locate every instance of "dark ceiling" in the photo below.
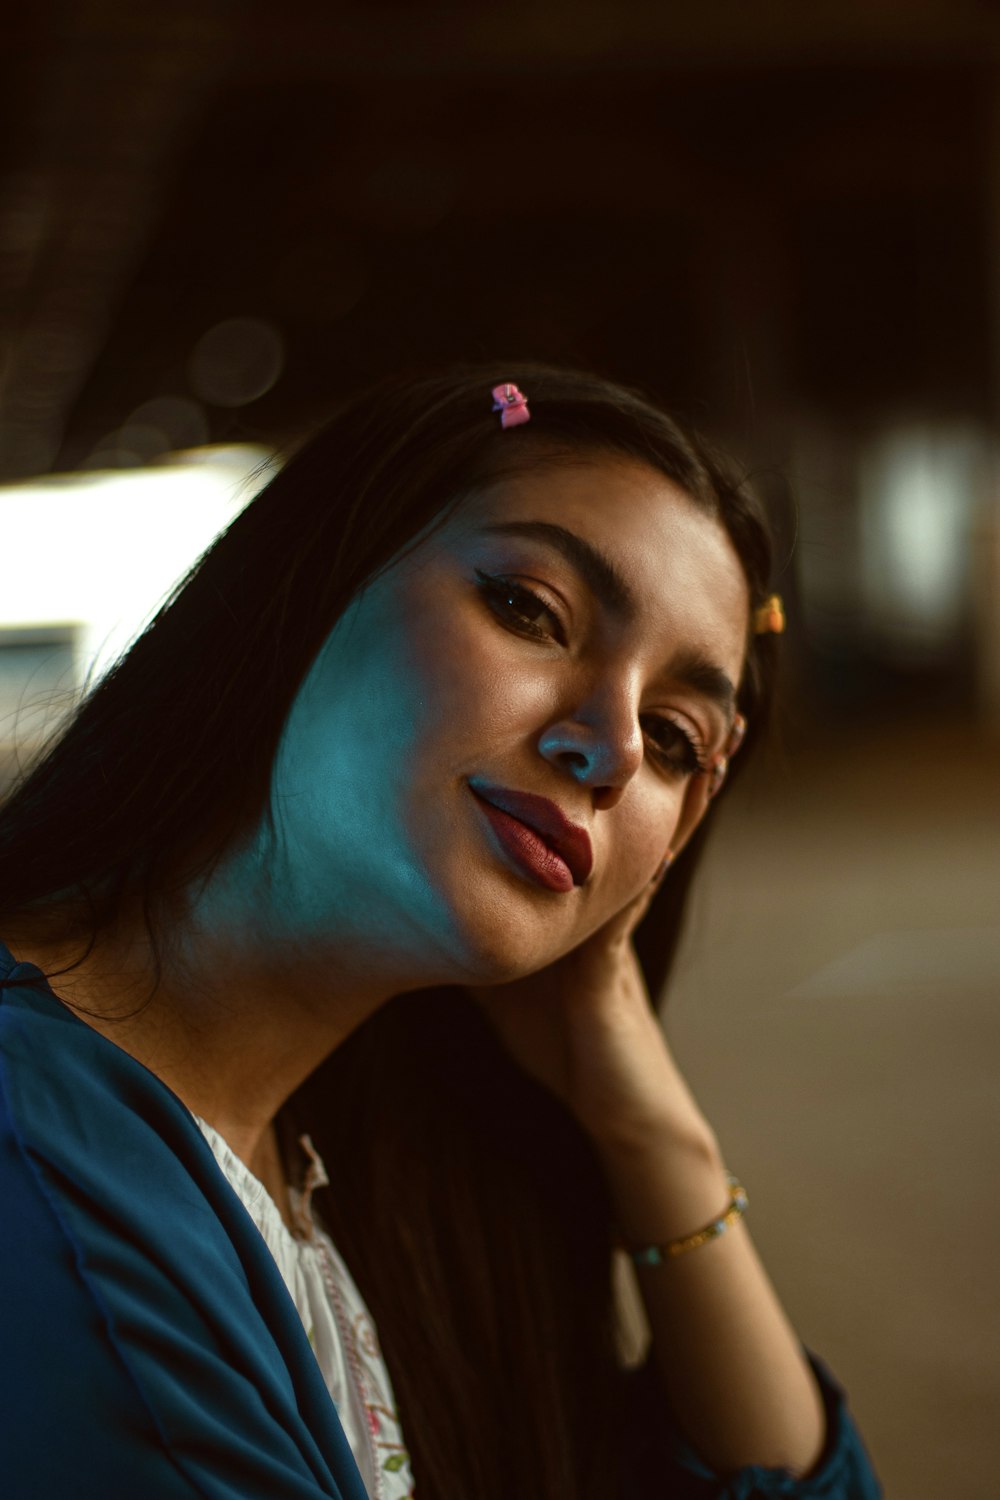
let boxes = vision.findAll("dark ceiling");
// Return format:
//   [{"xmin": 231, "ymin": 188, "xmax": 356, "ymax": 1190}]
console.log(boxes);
[{"xmin": 1, "ymin": 0, "xmax": 997, "ymax": 480}]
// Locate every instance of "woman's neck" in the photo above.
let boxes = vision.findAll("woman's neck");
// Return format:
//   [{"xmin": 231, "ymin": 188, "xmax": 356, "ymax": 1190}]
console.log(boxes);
[{"xmin": 3, "ymin": 916, "xmax": 384, "ymax": 1208}]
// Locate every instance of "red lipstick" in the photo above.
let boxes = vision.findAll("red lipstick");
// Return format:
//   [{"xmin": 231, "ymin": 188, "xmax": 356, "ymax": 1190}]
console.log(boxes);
[{"xmin": 469, "ymin": 782, "xmax": 593, "ymax": 891}]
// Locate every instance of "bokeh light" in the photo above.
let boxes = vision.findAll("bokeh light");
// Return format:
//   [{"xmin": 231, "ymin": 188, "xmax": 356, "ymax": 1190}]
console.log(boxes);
[{"xmin": 188, "ymin": 317, "xmax": 285, "ymax": 407}]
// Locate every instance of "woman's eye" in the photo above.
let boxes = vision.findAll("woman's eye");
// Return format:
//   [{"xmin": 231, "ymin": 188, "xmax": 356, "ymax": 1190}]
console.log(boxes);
[
  {"xmin": 643, "ymin": 716, "xmax": 708, "ymax": 777},
  {"xmin": 476, "ymin": 571, "xmax": 563, "ymax": 643}
]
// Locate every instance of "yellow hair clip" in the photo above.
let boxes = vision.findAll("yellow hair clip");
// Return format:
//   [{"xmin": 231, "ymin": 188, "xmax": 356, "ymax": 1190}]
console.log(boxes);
[{"xmin": 753, "ymin": 594, "xmax": 785, "ymax": 635}]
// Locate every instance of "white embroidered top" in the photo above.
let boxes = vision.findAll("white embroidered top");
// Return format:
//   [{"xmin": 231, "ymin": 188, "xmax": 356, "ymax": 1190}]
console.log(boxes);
[{"xmin": 193, "ymin": 1116, "xmax": 416, "ymax": 1500}]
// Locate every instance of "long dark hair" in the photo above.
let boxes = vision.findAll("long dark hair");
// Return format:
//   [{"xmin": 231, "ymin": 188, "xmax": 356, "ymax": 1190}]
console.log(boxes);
[{"xmin": 0, "ymin": 363, "xmax": 780, "ymax": 1498}]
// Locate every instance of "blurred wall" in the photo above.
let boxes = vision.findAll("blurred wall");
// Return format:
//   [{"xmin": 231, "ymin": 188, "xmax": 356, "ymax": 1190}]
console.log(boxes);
[{"xmin": 2, "ymin": 5, "xmax": 997, "ymax": 734}]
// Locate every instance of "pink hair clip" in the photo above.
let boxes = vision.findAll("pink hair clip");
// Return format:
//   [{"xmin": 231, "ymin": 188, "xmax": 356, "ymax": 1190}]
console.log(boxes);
[{"xmin": 491, "ymin": 382, "xmax": 531, "ymax": 428}]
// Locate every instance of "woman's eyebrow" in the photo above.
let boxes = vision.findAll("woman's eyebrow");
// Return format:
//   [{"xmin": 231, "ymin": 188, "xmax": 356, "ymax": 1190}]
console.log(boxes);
[
  {"xmin": 478, "ymin": 519, "xmax": 738, "ymax": 717},
  {"xmin": 480, "ymin": 519, "xmax": 634, "ymax": 618},
  {"xmin": 668, "ymin": 650, "xmax": 737, "ymax": 718}
]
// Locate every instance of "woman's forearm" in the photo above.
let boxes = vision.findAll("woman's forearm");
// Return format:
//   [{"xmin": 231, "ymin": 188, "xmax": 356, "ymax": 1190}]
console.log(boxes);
[{"xmin": 596, "ymin": 1122, "xmax": 827, "ymax": 1478}]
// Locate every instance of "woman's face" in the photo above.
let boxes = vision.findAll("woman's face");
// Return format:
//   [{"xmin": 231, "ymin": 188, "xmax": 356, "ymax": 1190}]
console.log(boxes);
[{"xmin": 266, "ymin": 454, "xmax": 750, "ymax": 990}]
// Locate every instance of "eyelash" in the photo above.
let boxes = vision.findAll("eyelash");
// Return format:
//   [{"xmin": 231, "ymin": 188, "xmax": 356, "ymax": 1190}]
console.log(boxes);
[{"xmin": 475, "ymin": 571, "xmax": 709, "ymax": 777}]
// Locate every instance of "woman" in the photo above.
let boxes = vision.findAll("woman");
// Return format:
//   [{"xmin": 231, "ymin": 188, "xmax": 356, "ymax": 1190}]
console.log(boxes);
[{"xmin": 0, "ymin": 364, "xmax": 881, "ymax": 1498}]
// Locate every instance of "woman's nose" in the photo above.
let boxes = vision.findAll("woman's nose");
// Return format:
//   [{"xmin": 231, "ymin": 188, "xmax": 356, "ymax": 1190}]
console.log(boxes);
[{"xmin": 535, "ymin": 692, "xmax": 645, "ymax": 792}]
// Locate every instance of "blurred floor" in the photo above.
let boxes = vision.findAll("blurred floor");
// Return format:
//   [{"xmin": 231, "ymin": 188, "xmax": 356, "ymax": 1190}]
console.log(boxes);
[{"xmin": 663, "ymin": 722, "xmax": 1000, "ymax": 1500}]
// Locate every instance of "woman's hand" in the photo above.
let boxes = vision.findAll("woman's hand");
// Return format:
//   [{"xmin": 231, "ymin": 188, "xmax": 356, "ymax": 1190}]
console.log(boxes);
[
  {"xmin": 463, "ymin": 724, "xmax": 748, "ymax": 1153},
  {"xmin": 469, "ymin": 755, "xmax": 830, "ymax": 1481},
  {"xmin": 465, "ymin": 776, "xmax": 716, "ymax": 1155}
]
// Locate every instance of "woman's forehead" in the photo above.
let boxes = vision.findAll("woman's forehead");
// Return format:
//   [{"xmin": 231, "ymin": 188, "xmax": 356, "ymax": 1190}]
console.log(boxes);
[{"xmin": 461, "ymin": 451, "xmax": 684, "ymax": 518}]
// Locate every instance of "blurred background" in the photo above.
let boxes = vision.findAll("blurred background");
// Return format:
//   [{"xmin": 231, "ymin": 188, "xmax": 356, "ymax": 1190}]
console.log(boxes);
[{"xmin": 1, "ymin": 2, "xmax": 997, "ymax": 1494}]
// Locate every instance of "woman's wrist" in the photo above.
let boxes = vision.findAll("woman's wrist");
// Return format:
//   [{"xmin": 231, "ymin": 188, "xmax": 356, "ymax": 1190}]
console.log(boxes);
[
  {"xmin": 593, "ymin": 1119, "xmax": 733, "ymax": 1250},
  {"xmin": 584, "ymin": 1081, "xmax": 719, "ymax": 1164}
]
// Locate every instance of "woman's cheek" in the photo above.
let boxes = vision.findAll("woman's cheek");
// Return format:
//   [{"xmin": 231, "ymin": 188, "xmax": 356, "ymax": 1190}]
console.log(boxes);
[
  {"xmin": 386, "ymin": 600, "xmax": 477, "ymax": 726},
  {"xmin": 667, "ymin": 768, "xmax": 713, "ymax": 856},
  {"xmin": 601, "ymin": 807, "xmax": 668, "ymax": 896},
  {"xmin": 397, "ymin": 586, "xmax": 511, "ymax": 709}
]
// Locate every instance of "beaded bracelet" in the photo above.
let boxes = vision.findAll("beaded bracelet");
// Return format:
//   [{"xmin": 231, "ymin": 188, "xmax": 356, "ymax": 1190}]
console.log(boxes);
[{"xmin": 622, "ymin": 1173, "xmax": 748, "ymax": 1267}]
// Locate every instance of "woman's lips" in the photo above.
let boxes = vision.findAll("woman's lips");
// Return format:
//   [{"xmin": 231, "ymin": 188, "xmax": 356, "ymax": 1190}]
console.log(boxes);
[
  {"xmin": 475, "ymin": 800, "xmax": 575, "ymax": 894},
  {"xmin": 470, "ymin": 786, "xmax": 593, "ymax": 888}
]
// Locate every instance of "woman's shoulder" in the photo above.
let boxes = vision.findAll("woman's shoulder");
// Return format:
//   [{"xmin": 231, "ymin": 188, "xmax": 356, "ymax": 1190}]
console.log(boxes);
[
  {"xmin": 1, "ymin": 935, "xmax": 214, "ymax": 1200},
  {"xmin": 0, "ymin": 933, "xmax": 368, "ymax": 1499},
  {"xmin": 0, "ymin": 934, "xmax": 269, "ymax": 1320}
]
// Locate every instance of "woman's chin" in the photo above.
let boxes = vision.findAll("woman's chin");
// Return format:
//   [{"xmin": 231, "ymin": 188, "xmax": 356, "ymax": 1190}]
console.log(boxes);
[{"xmin": 445, "ymin": 915, "xmax": 570, "ymax": 989}]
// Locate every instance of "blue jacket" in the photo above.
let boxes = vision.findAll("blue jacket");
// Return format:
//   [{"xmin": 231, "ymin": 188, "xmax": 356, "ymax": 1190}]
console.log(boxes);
[{"xmin": 0, "ymin": 939, "xmax": 882, "ymax": 1498}]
